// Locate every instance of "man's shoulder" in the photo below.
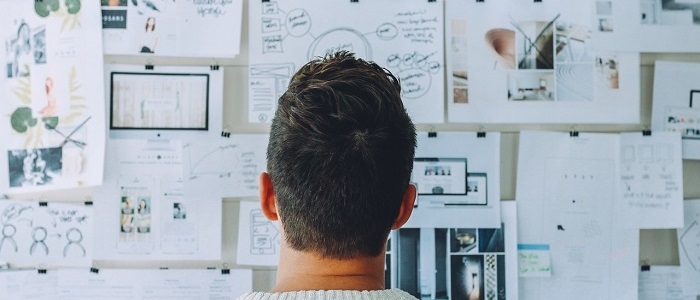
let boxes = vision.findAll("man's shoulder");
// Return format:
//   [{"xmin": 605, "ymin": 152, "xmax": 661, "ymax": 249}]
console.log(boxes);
[{"xmin": 236, "ymin": 289, "xmax": 418, "ymax": 300}]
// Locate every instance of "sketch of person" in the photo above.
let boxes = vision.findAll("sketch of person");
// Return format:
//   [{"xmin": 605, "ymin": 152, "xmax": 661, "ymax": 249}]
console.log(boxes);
[
  {"xmin": 140, "ymin": 17, "xmax": 158, "ymax": 53},
  {"xmin": 39, "ymin": 76, "xmax": 58, "ymax": 117},
  {"xmin": 9, "ymin": 22, "xmax": 32, "ymax": 78}
]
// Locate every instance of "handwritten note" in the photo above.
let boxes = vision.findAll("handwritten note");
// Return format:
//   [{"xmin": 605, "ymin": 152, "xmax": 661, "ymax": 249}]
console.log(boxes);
[
  {"xmin": 518, "ymin": 244, "xmax": 551, "ymax": 277},
  {"xmin": 617, "ymin": 132, "xmax": 683, "ymax": 229}
]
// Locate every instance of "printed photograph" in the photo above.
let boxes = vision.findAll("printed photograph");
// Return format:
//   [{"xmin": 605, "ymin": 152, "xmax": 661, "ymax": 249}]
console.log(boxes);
[
  {"xmin": 641, "ymin": 0, "xmax": 700, "ymax": 25},
  {"xmin": 101, "ymin": 0, "xmax": 127, "ymax": 6},
  {"xmin": 451, "ymin": 228, "xmax": 477, "ymax": 253},
  {"xmin": 5, "ymin": 21, "xmax": 35, "ymax": 78},
  {"xmin": 173, "ymin": 202, "xmax": 186, "ymax": 219},
  {"xmin": 478, "ymin": 224, "xmax": 505, "ymax": 253},
  {"xmin": 8, "ymin": 147, "xmax": 62, "ymax": 188},
  {"xmin": 451, "ymin": 255, "xmax": 485, "ymax": 300},
  {"xmin": 120, "ymin": 196, "xmax": 135, "ymax": 233},
  {"xmin": 595, "ymin": 55, "xmax": 619, "ymax": 90},
  {"xmin": 31, "ymin": 66, "xmax": 70, "ymax": 118},
  {"xmin": 596, "ymin": 1, "xmax": 614, "ymax": 32},
  {"xmin": 556, "ymin": 64, "xmax": 594, "ymax": 101},
  {"xmin": 507, "ymin": 71, "xmax": 555, "ymax": 101},
  {"xmin": 514, "ymin": 21, "xmax": 554, "ymax": 70},
  {"xmin": 136, "ymin": 196, "xmax": 151, "ymax": 233}
]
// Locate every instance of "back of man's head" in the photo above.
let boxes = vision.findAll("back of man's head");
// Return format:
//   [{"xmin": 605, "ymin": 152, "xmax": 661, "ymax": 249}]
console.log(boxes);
[{"xmin": 267, "ymin": 51, "xmax": 416, "ymax": 259}]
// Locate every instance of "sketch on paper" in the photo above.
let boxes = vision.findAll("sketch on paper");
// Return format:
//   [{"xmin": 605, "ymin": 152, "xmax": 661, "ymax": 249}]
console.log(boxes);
[
  {"xmin": 679, "ymin": 220, "xmax": 700, "ymax": 271},
  {"xmin": 1, "ymin": 1, "xmax": 105, "ymax": 193},
  {"xmin": 250, "ymin": 209, "xmax": 280, "ymax": 255},
  {"xmin": 678, "ymin": 200, "xmax": 700, "ymax": 296},
  {"xmin": 0, "ymin": 200, "xmax": 92, "ymax": 267},
  {"xmin": 183, "ymin": 135, "xmax": 268, "ymax": 198},
  {"xmin": 237, "ymin": 201, "xmax": 280, "ymax": 266},
  {"xmin": 249, "ymin": 0, "xmax": 445, "ymax": 123}
]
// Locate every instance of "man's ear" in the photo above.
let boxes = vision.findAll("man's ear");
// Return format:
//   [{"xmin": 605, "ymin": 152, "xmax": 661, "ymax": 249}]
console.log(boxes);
[
  {"xmin": 392, "ymin": 183, "xmax": 416, "ymax": 230},
  {"xmin": 259, "ymin": 172, "xmax": 278, "ymax": 221}
]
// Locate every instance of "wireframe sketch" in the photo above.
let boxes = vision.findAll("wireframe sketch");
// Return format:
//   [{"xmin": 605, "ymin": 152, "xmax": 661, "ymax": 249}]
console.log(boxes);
[
  {"xmin": 30, "ymin": 226, "xmax": 49, "ymax": 255},
  {"xmin": 249, "ymin": 64, "xmax": 295, "ymax": 123},
  {"xmin": 680, "ymin": 221, "xmax": 700, "ymax": 271},
  {"xmin": 641, "ymin": 0, "xmax": 700, "ymax": 25},
  {"xmin": 63, "ymin": 227, "xmax": 86, "ymax": 257},
  {"xmin": 250, "ymin": 209, "xmax": 280, "ymax": 255}
]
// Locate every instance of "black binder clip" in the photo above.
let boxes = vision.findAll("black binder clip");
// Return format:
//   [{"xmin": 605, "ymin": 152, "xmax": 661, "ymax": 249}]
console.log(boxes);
[
  {"xmin": 476, "ymin": 0, "xmax": 484, "ymax": 2},
  {"xmin": 90, "ymin": 267, "xmax": 99, "ymax": 274},
  {"xmin": 221, "ymin": 130, "xmax": 231, "ymax": 138},
  {"xmin": 534, "ymin": 0, "xmax": 542, "ymax": 2},
  {"xmin": 38, "ymin": 269, "xmax": 47, "ymax": 274},
  {"xmin": 642, "ymin": 130, "xmax": 652, "ymax": 136},
  {"xmin": 39, "ymin": 202, "xmax": 48, "ymax": 207},
  {"xmin": 210, "ymin": 65, "xmax": 220, "ymax": 71},
  {"xmin": 477, "ymin": 132, "xmax": 486, "ymax": 138},
  {"xmin": 428, "ymin": 132, "xmax": 437, "ymax": 138},
  {"xmin": 159, "ymin": 267, "xmax": 169, "ymax": 270},
  {"xmin": 221, "ymin": 269, "xmax": 230, "ymax": 275},
  {"xmin": 350, "ymin": 0, "xmax": 358, "ymax": 2},
  {"xmin": 569, "ymin": 131, "xmax": 579, "ymax": 137},
  {"xmin": 641, "ymin": 265, "xmax": 651, "ymax": 271},
  {"xmin": 262, "ymin": 0, "xmax": 269, "ymax": 2},
  {"xmin": 84, "ymin": 201, "xmax": 93, "ymax": 206},
  {"xmin": 145, "ymin": 64, "xmax": 154, "ymax": 70},
  {"xmin": 428, "ymin": 0, "xmax": 436, "ymax": 2}
]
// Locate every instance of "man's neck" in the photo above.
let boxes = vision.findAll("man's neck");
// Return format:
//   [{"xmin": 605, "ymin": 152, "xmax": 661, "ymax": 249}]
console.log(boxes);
[{"xmin": 273, "ymin": 244, "xmax": 386, "ymax": 292}]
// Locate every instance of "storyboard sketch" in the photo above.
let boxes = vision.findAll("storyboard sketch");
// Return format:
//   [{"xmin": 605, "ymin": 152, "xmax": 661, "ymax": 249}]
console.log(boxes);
[
  {"xmin": 390, "ymin": 201, "xmax": 517, "ymax": 300},
  {"xmin": 248, "ymin": 0, "xmax": 445, "ymax": 124},
  {"xmin": 104, "ymin": 64, "xmax": 224, "ymax": 140},
  {"xmin": 0, "ymin": 0, "xmax": 106, "ymax": 194},
  {"xmin": 93, "ymin": 138, "xmax": 221, "ymax": 261},
  {"xmin": 652, "ymin": 61, "xmax": 700, "ymax": 160},
  {"xmin": 446, "ymin": 0, "xmax": 640, "ymax": 123},
  {"xmin": 0, "ymin": 268, "xmax": 253, "ymax": 299},
  {"xmin": 678, "ymin": 199, "xmax": 700, "ymax": 297},
  {"xmin": 236, "ymin": 200, "xmax": 281, "ymax": 266},
  {"xmin": 0, "ymin": 200, "xmax": 92, "ymax": 268},
  {"xmin": 101, "ymin": 0, "xmax": 243, "ymax": 57},
  {"xmin": 404, "ymin": 132, "xmax": 501, "ymax": 229},
  {"xmin": 594, "ymin": 0, "xmax": 700, "ymax": 52},
  {"xmin": 517, "ymin": 131, "xmax": 639, "ymax": 300},
  {"xmin": 183, "ymin": 134, "xmax": 269, "ymax": 198},
  {"xmin": 617, "ymin": 132, "xmax": 684, "ymax": 229}
]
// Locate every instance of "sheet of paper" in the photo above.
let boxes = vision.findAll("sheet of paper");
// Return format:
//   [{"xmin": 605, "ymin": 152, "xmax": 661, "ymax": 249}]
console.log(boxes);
[
  {"xmin": 639, "ymin": 265, "xmax": 684, "ymax": 300},
  {"xmin": 104, "ymin": 64, "xmax": 224, "ymax": 140},
  {"xmin": 518, "ymin": 244, "xmax": 552, "ymax": 277},
  {"xmin": 651, "ymin": 61, "xmax": 700, "ymax": 160},
  {"xmin": 0, "ymin": 0, "xmax": 106, "ymax": 194},
  {"xmin": 517, "ymin": 131, "xmax": 639, "ymax": 300},
  {"xmin": 183, "ymin": 134, "xmax": 269, "ymax": 198},
  {"xmin": 101, "ymin": 0, "xmax": 242, "ymax": 58},
  {"xmin": 593, "ymin": 0, "xmax": 700, "ymax": 52},
  {"xmin": 617, "ymin": 132, "xmax": 684, "ymax": 228},
  {"xmin": 0, "ymin": 200, "xmax": 92, "ymax": 268},
  {"xmin": 0, "ymin": 269, "xmax": 58, "ymax": 300},
  {"xmin": 248, "ymin": 0, "xmax": 445, "ymax": 124},
  {"xmin": 445, "ymin": 0, "xmax": 640, "ymax": 123},
  {"xmin": 236, "ymin": 200, "xmax": 281, "ymax": 266},
  {"xmin": 404, "ymin": 132, "xmax": 501, "ymax": 228},
  {"xmin": 678, "ymin": 199, "xmax": 700, "ymax": 297},
  {"xmin": 391, "ymin": 201, "xmax": 517, "ymax": 300},
  {"xmin": 56, "ymin": 268, "xmax": 252, "ymax": 299},
  {"xmin": 93, "ymin": 138, "xmax": 221, "ymax": 261}
]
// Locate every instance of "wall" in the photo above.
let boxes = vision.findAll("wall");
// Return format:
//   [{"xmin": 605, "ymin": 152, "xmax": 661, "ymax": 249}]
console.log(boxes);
[{"xmin": 13, "ymin": 0, "xmax": 700, "ymax": 291}]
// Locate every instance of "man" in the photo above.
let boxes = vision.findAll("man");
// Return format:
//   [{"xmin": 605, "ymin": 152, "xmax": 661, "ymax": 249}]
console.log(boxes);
[{"xmin": 238, "ymin": 51, "xmax": 418, "ymax": 299}]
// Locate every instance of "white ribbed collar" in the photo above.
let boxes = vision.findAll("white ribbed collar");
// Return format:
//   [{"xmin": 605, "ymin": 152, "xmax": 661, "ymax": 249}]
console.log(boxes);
[{"xmin": 236, "ymin": 289, "xmax": 418, "ymax": 300}]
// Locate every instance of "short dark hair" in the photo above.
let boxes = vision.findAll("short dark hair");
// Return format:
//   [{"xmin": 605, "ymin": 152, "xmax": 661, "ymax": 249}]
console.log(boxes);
[{"xmin": 267, "ymin": 51, "xmax": 416, "ymax": 259}]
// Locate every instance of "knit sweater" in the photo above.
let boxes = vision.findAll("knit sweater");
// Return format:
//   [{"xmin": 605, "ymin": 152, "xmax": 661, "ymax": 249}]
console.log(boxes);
[{"xmin": 236, "ymin": 289, "xmax": 418, "ymax": 300}]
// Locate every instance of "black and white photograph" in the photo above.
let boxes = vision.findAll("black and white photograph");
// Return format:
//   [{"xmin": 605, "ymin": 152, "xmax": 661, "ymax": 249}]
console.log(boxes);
[
  {"xmin": 478, "ymin": 225, "xmax": 505, "ymax": 253},
  {"xmin": 451, "ymin": 228, "xmax": 478, "ymax": 254},
  {"xmin": 514, "ymin": 21, "xmax": 554, "ymax": 70},
  {"xmin": 7, "ymin": 147, "xmax": 62, "ymax": 188},
  {"xmin": 507, "ymin": 71, "xmax": 555, "ymax": 101},
  {"xmin": 451, "ymin": 255, "xmax": 484, "ymax": 300},
  {"xmin": 5, "ymin": 21, "xmax": 33, "ymax": 78},
  {"xmin": 173, "ymin": 202, "xmax": 186, "ymax": 219}
]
